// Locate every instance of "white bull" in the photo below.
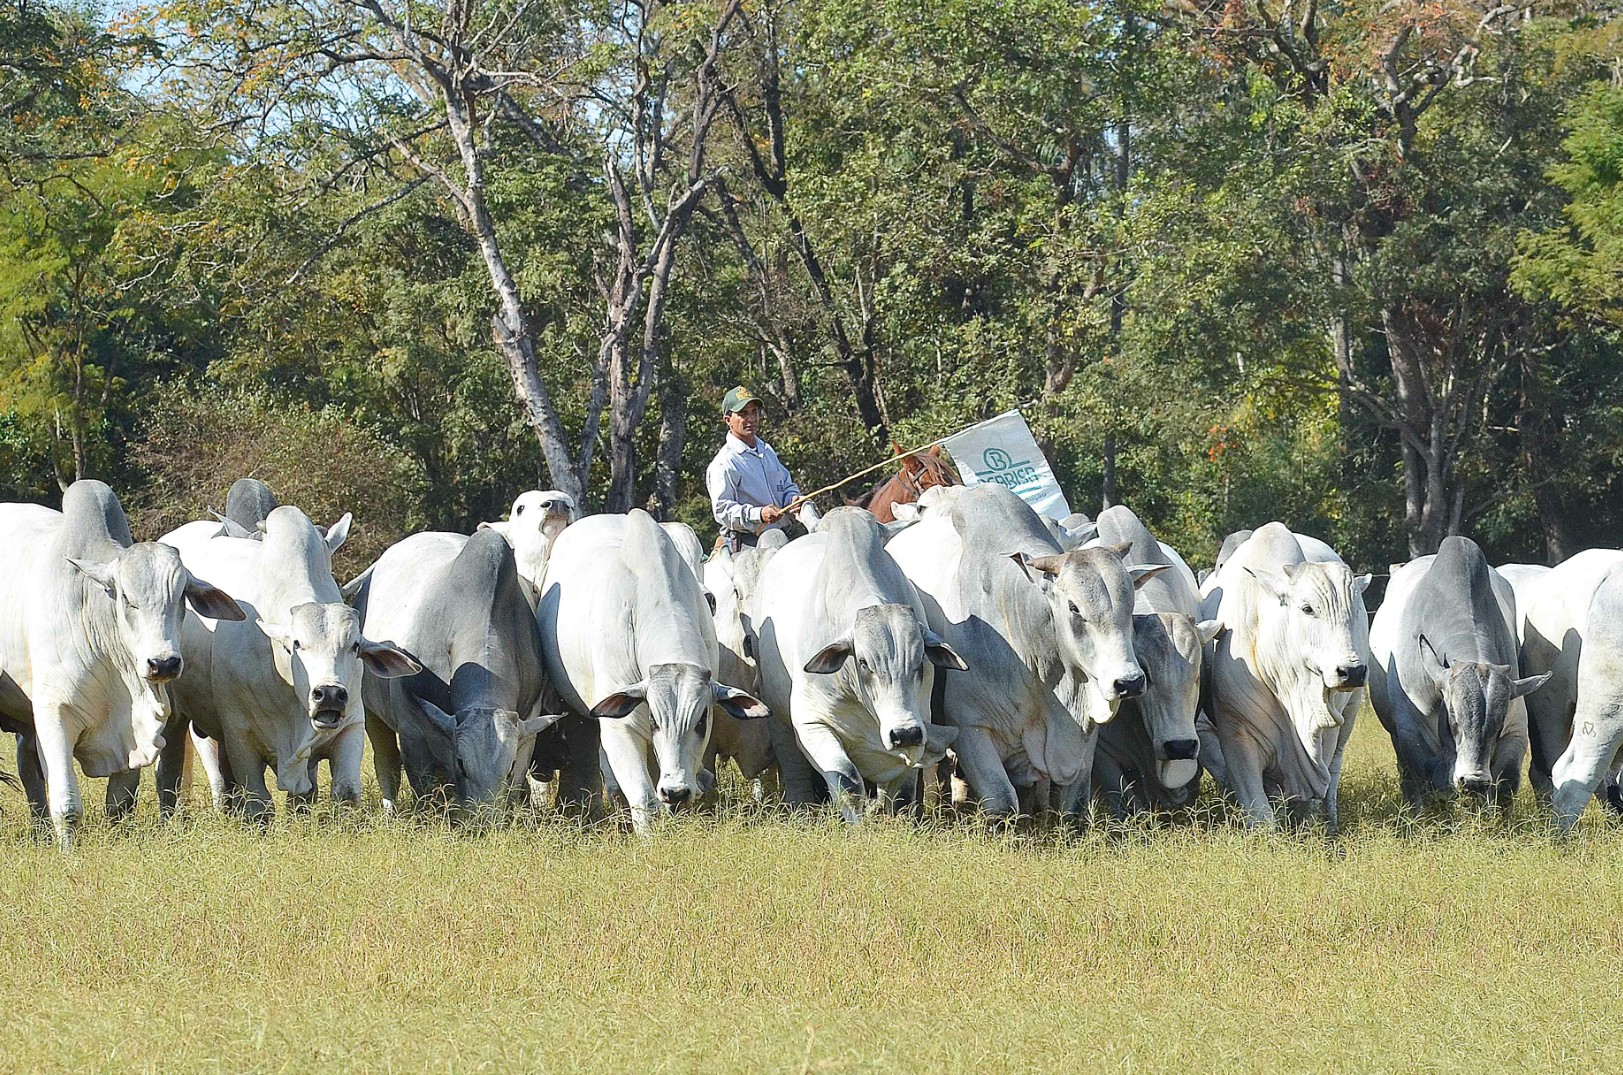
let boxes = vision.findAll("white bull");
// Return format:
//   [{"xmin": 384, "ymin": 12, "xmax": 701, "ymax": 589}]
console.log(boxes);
[
  {"xmin": 162, "ymin": 506, "xmax": 418, "ymax": 820},
  {"xmin": 539, "ymin": 509, "xmax": 767, "ymax": 834},
  {"xmin": 1200, "ymin": 522, "xmax": 1370, "ymax": 829}
]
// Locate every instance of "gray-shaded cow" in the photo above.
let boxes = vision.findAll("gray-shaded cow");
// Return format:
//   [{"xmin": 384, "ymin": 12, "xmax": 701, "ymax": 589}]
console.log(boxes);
[
  {"xmin": 1369, "ymin": 537, "xmax": 1548, "ymax": 807},
  {"xmin": 353, "ymin": 529, "xmax": 560, "ymax": 816},
  {"xmin": 162, "ymin": 506, "xmax": 417, "ymax": 820},
  {"xmin": 225, "ymin": 478, "xmax": 278, "ymax": 532},
  {"xmin": 886, "ymin": 484, "xmax": 1159, "ymax": 818},
  {"xmin": 539, "ymin": 509, "xmax": 767, "ymax": 834},
  {"xmin": 752, "ymin": 508, "xmax": 966, "ymax": 821},
  {"xmin": 1199, "ymin": 522, "xmax": 1370, "ymax": 829},
  {"xmin": 0, "ymin": 481, "xmax": 243, "ymax": 842}
]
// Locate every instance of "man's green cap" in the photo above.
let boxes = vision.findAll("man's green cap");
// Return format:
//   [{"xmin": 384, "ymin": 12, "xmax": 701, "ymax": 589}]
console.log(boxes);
[{"xmin": 722, "ymin": 385, "xmax": 762, "ymax": 415}]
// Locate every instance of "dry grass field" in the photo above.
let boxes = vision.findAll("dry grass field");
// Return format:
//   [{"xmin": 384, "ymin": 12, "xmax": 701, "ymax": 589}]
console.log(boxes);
[{"xmin": 1, "ymin": 714, "xmax": 1621, "ymax": 1074}]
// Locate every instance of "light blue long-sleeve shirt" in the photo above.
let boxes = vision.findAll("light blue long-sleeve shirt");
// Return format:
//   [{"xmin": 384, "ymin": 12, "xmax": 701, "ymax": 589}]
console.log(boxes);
[{"xmin": 707, "ymin": 433, "xmax": 802, "ymax": 534}]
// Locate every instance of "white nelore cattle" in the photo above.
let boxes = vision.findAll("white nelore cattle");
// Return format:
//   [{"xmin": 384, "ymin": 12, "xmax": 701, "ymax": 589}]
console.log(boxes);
[
  {"xmin": 1087, "ymin": 505, "xmax": 1218, "ymax": 814},
  {"xmin": 0, "ymin": 480, "xmax": 243, "ymax": 842},
  {"xmin": 1517, "ymin": 549, "xmax": 1623, "ymax": 797},
  {"xmin": 752, "ymin": 508, "xmax": 965, "ymax": 821},
  {"xmin": 1549, "ymin": 566, "xmax": 1623, "ymax": 830},
  {"xmin": 1200, "ymin": 522, "xmax": 1370, "ymax": 829},
  {"xmin": 162, "ymin": 506, "xmax": 418, "ymax": 820},
  {"xmin": 478, "ymin": 490, "xmax": 576, "ymax": 600},
  {"xmin": 886, "ymin": 484, "xmax": 1159, "ymax": 818},
  {"xmin": 1493, "ymin": 563, "xmax": 1551, "ymax": 648},
  {"xmin": 701, "ymin": 530, "xmax": 786, "ymax": 785},
  {"xmin": 539, "ymin": 509, "xmax": 767, "ymax": 833}
]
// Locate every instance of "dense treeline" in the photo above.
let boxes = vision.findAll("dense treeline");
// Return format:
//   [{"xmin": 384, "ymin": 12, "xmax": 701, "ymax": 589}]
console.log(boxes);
[{"xmin": 2, "ymin": 0, "xmax": 1620, "ymax": 567}]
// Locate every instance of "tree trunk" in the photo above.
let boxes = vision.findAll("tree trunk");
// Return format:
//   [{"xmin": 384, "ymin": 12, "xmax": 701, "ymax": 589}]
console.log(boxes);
[
  {"xmin": 651, "ymin": 371, "xmax": 687, "ymax": 520},
  {"xmin": 1101, "ymin": 432, "xmax": 1117, "ymax": 511}
]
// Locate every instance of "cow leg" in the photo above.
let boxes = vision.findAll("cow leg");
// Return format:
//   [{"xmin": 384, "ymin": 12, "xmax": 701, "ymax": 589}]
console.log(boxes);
[
  {"xmin": 326, "ymin": 723, "xmax": 365, "ymax": 808},
  {"xmin": 1490, "ymin": 729, "xmax": 1528, "ymax": 812},
  {"xmin": 105, "ymin": 769, "xmax": 141, "ymax": 822},
  {"xmin": 14, "ymin": 731, "xmax": 48, "ymax": 823},
  {"xmin": 1213, "ymin": 719, "xmax": 1276, "ymax": 829},
  {"xmin": 1551, "ymin": 698, "xmax": 1623, "ymax": 833},
  {"xmin": 767, "ymin": 712, "xmax": 821, "ymax": 808},
  {"xmin": 1525, "ymin": 689, "xmax": 1573, "ymax": 800},
  {"xmin": 188, "ymin": 728, "xmax": 228, "ymax": 811},
  {"xmin": 599, "ymin": 724, "xmax": 659, "ymax": 835},
  {"xmin": 552, "ymin": 714, "xmax": 603, "ymax": 817},
  {"xmin": 1323, "ymin": 704, "xmax": 1359, "ymax": 834},
  {"xmin": 792, "ymin": 720, "xmax": 864, "ymax": 824},
  {"xmin": 155, "ymin": 718, "xmax": 190, "ymax": 819},
  {"xmin": 367, "ymin": 714, "xmax": 404, "ymax": 816},
  {"xmin": 220, "ymin": 731, "xmax": 273, "ymax": 826},
  {"xmin": 33, "ymin": 706, "xmax": 82, "ymax": 848},
  {"xmin": 950, "ymin": 726, "xmax": 1019, "ymax": 819}
]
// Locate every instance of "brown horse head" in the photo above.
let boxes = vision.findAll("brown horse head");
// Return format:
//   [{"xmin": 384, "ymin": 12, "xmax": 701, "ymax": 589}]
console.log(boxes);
[{"xmin": 863, "ymin": 444, "xmax": 961, "ymax": 523}]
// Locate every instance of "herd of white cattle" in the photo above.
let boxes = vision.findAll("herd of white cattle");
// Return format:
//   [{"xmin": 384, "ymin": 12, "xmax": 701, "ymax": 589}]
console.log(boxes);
[{"xmin": 1, "ymin": 475, "xmax": 1619, "ymax": 847}]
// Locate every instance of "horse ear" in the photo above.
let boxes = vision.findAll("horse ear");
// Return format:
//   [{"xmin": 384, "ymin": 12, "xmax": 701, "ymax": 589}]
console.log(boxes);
[{"xmin": 927, "ymin": 445, "xmax": 942, "ymax": 458}]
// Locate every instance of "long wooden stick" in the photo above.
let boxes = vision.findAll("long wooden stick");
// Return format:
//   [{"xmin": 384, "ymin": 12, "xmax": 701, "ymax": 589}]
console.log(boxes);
[{"xmin": 783, "ymin": 436, "xmax": 947, "ymax": 514}]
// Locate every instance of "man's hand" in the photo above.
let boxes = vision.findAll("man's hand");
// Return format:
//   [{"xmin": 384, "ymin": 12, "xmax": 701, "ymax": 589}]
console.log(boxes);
[{"xmin": 760, "ymin": 504, "xmax": 786, "ymax": 525}]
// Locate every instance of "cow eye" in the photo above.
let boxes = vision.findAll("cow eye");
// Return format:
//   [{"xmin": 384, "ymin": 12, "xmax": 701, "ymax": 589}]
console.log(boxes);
[
  {"xmin": 695, "ymin": 714, "xmax": 707, "ymax": 736},
  {"xmin": 858, "ymin": 658, "xmax": 871, "ymax": 673},
  {"xmin": 1068, "ymin": 601, "xmax": 1081, "ymax": 619},
  {"xmin": 351, "ymin": 641, "xmax": 361, "ymax": 654},
  {"xmin": 1300, "ymin": 604, "xmax": 1315, "ymax": 616},
  {"xmin": 291, "ymin": 639, "xmax": 301, "ymax": 651},
  {"xmin": 515, "ymin": 504, "xmax": 525, "ymax": 515}
]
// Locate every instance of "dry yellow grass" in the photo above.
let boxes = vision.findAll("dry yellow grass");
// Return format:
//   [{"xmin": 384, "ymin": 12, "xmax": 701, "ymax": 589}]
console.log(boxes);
[{"xmin": 0, "ymin": 715, "xmax": 1621, "ymax": 1074}]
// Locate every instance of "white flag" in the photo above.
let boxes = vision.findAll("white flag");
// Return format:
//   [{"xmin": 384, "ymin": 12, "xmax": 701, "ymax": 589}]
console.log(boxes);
[{"xmin": 940, "ymin": 409, "xmax": 1072, "ymax": 521}]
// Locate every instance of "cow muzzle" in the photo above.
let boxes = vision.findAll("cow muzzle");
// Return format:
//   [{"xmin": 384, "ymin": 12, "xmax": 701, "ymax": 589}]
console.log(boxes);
[
  {"xmin": 144, "ymin": 653, "xmax": 183, "ymax": 683},
  {"xmin": 1328, "ymin": 660, "xmax": 1367, "ymax": 690},
  {"xmin": 1455, "ymin": 772, "xmax": 1494, "ymax": 798},
  {"xmin": 309, "ymin": 684, "xmax": 349, "ymax": 727},
  {"xmin": 657, "ymin": 782, "xmax": 695, "ymax": 808},
  {"xmin": 887, "ymin": 723, "xmax": 925, "ymax": 750},
  {"xmin": 1110, "ymin": 670, "xmax": 1147, "ymax": 700}
]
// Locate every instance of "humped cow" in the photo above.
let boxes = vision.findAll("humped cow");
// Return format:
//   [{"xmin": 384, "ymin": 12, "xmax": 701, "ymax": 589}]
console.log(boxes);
[
  {"xmin": 539, "ymin": 509, "xmax": 767, "ymax": 833},
  {"xmin": 1368, "ymin": 537, "xmax": 1548, "ymax": 807},
  {"xmin": 885, "ymin": 484, "xmax": 1160, "ymax": 818},
  {"xmin": 0, "ymin": 480, "xmax": 243, "ymax": 843},
  {"xmin": 161, "ymin": 506, "xmax": 418, "ymax": 820},
  {"xmin": 752, "ymin": 507, "xmax": 966, "ymax": 821},
  {"xmin": 1517, "ymin": 549, "xmax": 1623, "ymax": 798},
  {"xmin": 1199, "ymin": 522, "xmax": 1370, "ymax": 829},
  {"xmin": 351, "ymin": 528, "xmax": 560, "ymax": 815},
  {"xmin": 701, "ymin": 528, "xmax": 787, "ymax": 786},
  {"xmin": 1549, "ymin": 566, "xmax": 1623, "ymax": 830},
  {"xmin": 1087, "ymin": 505, "xmax": 1218, "ymax": 813},
  {"xmin": 478, "ymin": 490, "xmax": 577, "ymax": 600}
]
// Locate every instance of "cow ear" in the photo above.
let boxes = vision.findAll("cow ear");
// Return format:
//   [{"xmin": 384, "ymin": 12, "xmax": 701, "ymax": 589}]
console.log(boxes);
[
  {"xmin": 590, "ymin": 682, "xmax": 647, "ymax": 719},
  {"xmin": 413, "ymin": 697, "xmax": 457, "ymax": 737},
  {"xmin": 340, "ymin": 566, "xmax": 372, "ymax": 603},
  {"xmin": 1418, "ymin": 634, "xmax": 1449, "ymax": 680},
  {"xmin": 1126, "ymin": 563, "xmax": 1169, "ymax": 590},
  {"xmin": 1100, "ymin": 540, "xmax": 1134, "ymax": 560},
  {"xmin": 324, "ymin": 513, "xmax": 353, "ymax": 555},
  {"xmin": 66, "ymin": 556, "xmax": 117, "ymax": 593},
  {"xmin": 185, "ymin": 576, "xmax": 246, "ymax": 621},
  {"xmin": 1243, "ymin": 566, "xmax": 1292, "ymax": 602},
  {"xmin": 1026, "ymin": 554, "xmax": 1066, "ymax": 577},
  {"xmin": 1511, "ymin": 670, "xmax": 1553, "ymax": 698},
  {"xmin": 923, "ymin": 630, "xmax": 968, "ymax": 671},
  {"xmin": 1195, "ymin": 619, "xmax": 1224, "ymax": 646},
  {"xmin": 803, "ymin": 640, "xmax": 854, "ymax": 674},
  {"xmin": 519, "ymin": 712, "xmax": 566, "ymax": 737},
  {"xmin": 215, "ymin": 515, "xmax": 256, "ymax": 540},
  {"xmin": 478, "ymin": 520, "xmax": 509, "ymax": 537},
  {"xmin": 257, "ymin": 619, "xmax": 293, "ymax": 649},
  {"xmin": 712, "ymin": 682, "xmax": 769, "ymax": 720},
  {"xmin": 1354, "ymin": 573, "xmax": 1373, "ymax": 594},
  {"xmin": 360, "ymin": 639, "xmax": 420, "ymax": 678}
]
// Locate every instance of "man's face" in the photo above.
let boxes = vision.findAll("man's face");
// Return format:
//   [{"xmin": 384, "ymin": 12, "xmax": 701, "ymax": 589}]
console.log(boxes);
[{"xmin": 727, "ymin": 401, "xmax": 762, "ymax": 444}]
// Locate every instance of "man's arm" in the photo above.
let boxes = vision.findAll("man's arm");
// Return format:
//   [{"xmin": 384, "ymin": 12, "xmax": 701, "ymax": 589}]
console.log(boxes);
[{"xmin": 708, "ymin": 457, "xmax": 762, "ymax": 533}]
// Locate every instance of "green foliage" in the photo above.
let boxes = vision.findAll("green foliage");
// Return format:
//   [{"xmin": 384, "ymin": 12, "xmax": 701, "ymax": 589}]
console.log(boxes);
[{"xmin": 127, "ymin": 385, "xmax": 426, "ymax": 574}]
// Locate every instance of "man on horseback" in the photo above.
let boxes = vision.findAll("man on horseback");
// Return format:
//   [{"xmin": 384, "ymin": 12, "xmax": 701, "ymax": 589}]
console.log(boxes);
[{"xmin": 707, "ymin": 385, "xmax": 816, "ymax": 553}]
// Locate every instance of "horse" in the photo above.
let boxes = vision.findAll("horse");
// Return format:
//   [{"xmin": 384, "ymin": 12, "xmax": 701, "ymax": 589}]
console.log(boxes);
[{"xmin": 859, "ymin": 444, "xmax": 961, "ymax": 523}]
